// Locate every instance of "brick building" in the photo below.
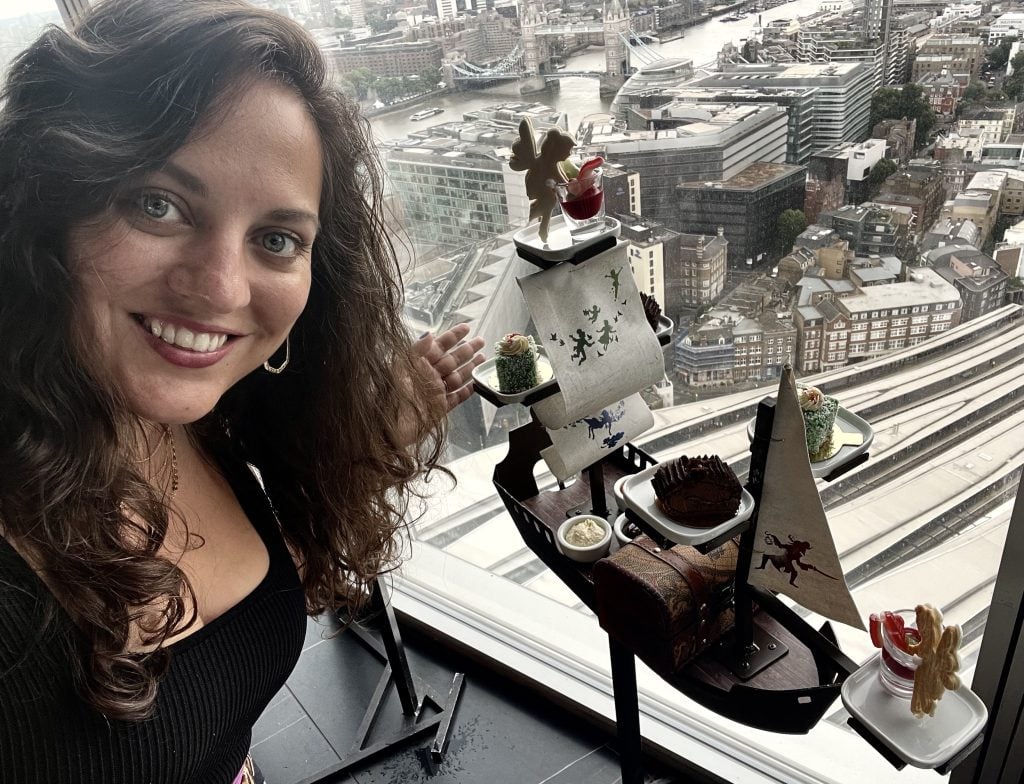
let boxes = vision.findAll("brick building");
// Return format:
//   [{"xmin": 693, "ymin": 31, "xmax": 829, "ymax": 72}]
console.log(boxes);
[
  {"xmin": 927, "ymin": 246, "xmax": 1009, "ymax": 321},
  {"xmin": 874, "ymin": 168, "xmax": 946, "ymax": 238},
  {"xmin": 793, "ymin": 268, "xmax": 962, "ymax": 372},
  {"xmin": 329, "ymin": 40, "xmax": 443, "ymax": 78}
]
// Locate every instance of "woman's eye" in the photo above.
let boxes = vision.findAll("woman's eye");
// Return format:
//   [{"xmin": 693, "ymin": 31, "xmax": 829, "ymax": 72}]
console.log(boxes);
[
  {"xmin": 261, "ymin": 232, "xmax": 300, "ymax": 257},
  {"xmin": 138, "ymin": 193, "xmax": 181, "ymax": 222}
]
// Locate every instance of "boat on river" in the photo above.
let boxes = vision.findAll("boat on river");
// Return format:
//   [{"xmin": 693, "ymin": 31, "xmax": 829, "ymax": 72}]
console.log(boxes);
[{"xmin": 410, "ymin": 107, "xmax": 444, "ymax": 121}]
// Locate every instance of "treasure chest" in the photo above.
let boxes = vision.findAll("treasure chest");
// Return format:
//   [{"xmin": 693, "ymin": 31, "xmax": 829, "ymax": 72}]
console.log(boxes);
[{"xmin": 592, "ymin": 535, "xmax": 739, "ymax": 677}]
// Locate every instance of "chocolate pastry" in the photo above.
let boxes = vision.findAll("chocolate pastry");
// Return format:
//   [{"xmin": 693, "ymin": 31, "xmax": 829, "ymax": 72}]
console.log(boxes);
[
  {"xmin": 640, "ymin": 292, "xmax": 662, "ymax": 332},
  {"xmin": 651, "ymin": 455, "xmax": 742, "ymax": 527}
]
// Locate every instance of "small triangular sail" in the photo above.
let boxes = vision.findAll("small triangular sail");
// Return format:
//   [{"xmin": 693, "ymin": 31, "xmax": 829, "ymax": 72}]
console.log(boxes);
[{"xmin": 747, "ymin": 366, "xmax": 864, "ymax": 630}]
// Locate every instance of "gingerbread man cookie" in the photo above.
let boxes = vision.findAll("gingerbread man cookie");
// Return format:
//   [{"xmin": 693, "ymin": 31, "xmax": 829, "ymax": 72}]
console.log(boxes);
[{"xmin": 907, "ymin": 603, "xmax": 962, "ymax": 718}]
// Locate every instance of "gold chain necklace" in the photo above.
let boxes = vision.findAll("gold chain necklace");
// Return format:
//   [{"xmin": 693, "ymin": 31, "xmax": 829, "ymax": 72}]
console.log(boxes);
[
  {"xmin": 133, "ymin": 425, "xmax": 179, "ymax": 499},
  {"xmin": 164, "ymin": 424, "xmax": 179, "ymax": 498}
]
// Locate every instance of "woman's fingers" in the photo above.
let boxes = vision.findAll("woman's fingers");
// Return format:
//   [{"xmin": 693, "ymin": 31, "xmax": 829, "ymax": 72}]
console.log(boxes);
[{"xmin": 411, "ymin": 325, "xmax": 486, "ymax": 413}]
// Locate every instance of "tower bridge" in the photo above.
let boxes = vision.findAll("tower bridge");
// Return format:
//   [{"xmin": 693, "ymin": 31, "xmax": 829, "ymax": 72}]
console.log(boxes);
[{"xmin": 450, "ymin": 1, "xmax": 663, "ymax": 91}]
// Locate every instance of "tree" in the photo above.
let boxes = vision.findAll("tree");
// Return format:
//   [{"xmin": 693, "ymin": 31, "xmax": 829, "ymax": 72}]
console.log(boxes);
[
  {"xmin": 366, "ymin": 9, "xmax": 397, "ymax": 34},
  {"xmin": 868, "ymin": 158, "xmax": 898, "ymax": 196},
  {"xmin": 344, "ymin": 67, "xmax": 376, "ymax": 100},
  {"xmin": 374, "ymin": 76, "xmax": 403, "ymax": 103},
  {"xmin": 870, "ymin": 87, "xmax": 902, "ymax": 129},
  {"xmin": 778, "ymin": 209, "xmax": 808, "ymax": 255},
  {"xmin": 870, "ymin": 83, "xmax": 936, "ymax": 150},
  {"xmin": 1002, "ymin": 51, "xmax": 1024, "ymax": 100},
  {"xmin": 419, "ymin": 68, "xmax": 441, "ymax": 90},
  {"xmin": 963, "ymin": 80, "xmax": 988, "ymax": 104},
  {"xmin": 986, "ymin": 38, "xmax": 1017, "ymax": 70}
]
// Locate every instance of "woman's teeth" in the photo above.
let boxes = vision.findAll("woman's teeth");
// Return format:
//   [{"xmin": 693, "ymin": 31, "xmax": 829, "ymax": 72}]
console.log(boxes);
[{"xmin": 143, "ymin": 318, "xmax": 229, "ymax": 352}]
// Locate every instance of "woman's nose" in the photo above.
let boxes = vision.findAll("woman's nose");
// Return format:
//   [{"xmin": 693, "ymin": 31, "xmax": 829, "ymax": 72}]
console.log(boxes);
[{"xmin": 166, "ymin": 232, "xmax": 251, "ymax": 312}]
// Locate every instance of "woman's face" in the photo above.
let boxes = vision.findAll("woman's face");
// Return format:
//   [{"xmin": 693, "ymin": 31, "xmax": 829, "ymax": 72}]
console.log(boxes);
[{"xmin": 69, "ymin": 80, "xmax": 323, "ymax": 425}]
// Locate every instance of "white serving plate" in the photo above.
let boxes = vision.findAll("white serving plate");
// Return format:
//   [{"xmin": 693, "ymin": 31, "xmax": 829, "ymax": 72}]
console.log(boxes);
[
  {"xmin": 471, "ymin": 347, "xmax": 555, "ymax": 406},
  {"xmin": 512, "ymin": 215, "xmax": 621, "ymax": 262},
  {"xmin": 841, "ymin": 654, "xmax": 987, "ymax": 769},
  {"xmin": 655, "ymin": 315, "xmax": 674, "ymax": 341},
  {"xmin": 746, "ymin": 405, "xmax": 874, "ymax": 479},
  {"xmin": 618, "ymin": 462, "xmax": 755, "ymax": 546},
  {"xmin": 613, "ymin": 475, "xmax": 630, "ymax": 511}
]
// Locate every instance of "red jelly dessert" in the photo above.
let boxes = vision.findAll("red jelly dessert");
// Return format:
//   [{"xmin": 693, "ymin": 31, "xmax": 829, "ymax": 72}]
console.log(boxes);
[
  {"xmin": 881, "ymin": 627, "xmax": 921, "ymax": 680},
  {"xmin": 561, "ymin": 188, "xmax": 603, "ymax": 220}
]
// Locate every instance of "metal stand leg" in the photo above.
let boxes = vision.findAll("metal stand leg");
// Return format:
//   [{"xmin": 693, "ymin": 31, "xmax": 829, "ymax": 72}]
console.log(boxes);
[
  {"xmin": 718, "ymin": 399, "xmax": 787, "ymax": 679},
  {"xmin": 569, "ymin": 461, "xmax": 611, "ymax": 518},
  {"xmin": 298, "ymin": 580, "xmax": 466, "ymax": 783},
  {"xmin": 370, "ymin": 580, "xmax": 419, "ymax": 715},
  {"xmin": 609, "ymin": 636, "xmax": 644, "ymax": 784}
]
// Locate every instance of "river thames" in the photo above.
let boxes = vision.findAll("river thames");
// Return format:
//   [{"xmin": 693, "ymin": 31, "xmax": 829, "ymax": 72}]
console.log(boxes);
[{"xmin": 369, "ymin": 0, "xmax": 826, "ymax": 142}]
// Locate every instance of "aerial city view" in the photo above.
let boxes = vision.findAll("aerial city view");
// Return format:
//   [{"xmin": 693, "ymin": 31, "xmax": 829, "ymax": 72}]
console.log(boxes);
[
  {"xmin": 225, "ymin": 0, "xmax": 1024, "ymax": 675},
  {"xmin": 5, "ymin": 0, "xmax": 1021, "ymax": 657}
]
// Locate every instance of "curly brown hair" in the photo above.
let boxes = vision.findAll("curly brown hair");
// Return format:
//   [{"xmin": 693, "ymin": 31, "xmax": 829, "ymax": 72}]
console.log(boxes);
[{"xmin": 0, "ymin": 0, "xmax": 445, "ymax": 720}]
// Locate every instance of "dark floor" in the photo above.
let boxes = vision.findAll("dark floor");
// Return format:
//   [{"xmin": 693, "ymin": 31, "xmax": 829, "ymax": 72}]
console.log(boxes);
[{"xmin": 251, "ymin": 612, "xmax": 708, "ymax": 784}]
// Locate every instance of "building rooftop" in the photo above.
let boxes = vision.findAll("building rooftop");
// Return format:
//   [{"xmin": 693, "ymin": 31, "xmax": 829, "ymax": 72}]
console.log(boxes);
[
  {"xmin": 967, "ymin": 170, "xmax": 1009, "ymax": 191},
  {"xmin": 960, "ymin": 107, "xmax": 1012, "ymax": 122},
  {"xmin": 840, "ymin": 268, "xmax": 960, "ymax": 311},
  {"xmin": 682, "ymin": 161, "xmax": 805, "ymax": 190},
  {"xmin": 814, "ymin": 139, "xmax": 888, "ymax": 160},
  {"xmin": 692, "ymin": 61, "xmax": 868, "ymax": 88},
  {"xmin": 579, "ymin": 102, "xmax": 784, "ymax": 149}
]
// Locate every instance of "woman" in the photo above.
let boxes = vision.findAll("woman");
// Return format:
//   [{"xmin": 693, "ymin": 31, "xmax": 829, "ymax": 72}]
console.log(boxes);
[{"xmin": 0, "ymin": 1, "xmax": 483, "ymax": 782}]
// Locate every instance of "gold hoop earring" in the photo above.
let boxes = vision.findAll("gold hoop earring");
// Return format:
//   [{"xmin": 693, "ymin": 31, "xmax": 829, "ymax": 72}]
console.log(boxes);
[{"xmin": 263, "ymin": 336, "xmax": 290, "ymax": 374}]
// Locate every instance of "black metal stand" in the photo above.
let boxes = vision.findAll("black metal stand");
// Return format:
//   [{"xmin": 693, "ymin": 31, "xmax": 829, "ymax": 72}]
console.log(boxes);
[
  {"xmin": 298, "ymin": 581, "xmax": 465, "ymax": 783},
  {"xmin": 609, "ymin": 637, "xmax": 644, "ymax": 784},
  {"xmin": 568, "ymin": 461, "xmax": 610, "ymax": 519}
]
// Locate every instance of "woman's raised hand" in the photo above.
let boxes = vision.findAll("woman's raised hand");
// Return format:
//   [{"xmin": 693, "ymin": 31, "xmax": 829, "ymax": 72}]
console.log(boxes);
[{"xmin": 411, "ymin": 323, "xmax": 486, "ymax": 413}]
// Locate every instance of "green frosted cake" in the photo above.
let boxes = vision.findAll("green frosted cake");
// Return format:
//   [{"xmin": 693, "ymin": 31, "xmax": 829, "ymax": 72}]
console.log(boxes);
[
  {"xmin": 495, "ymin": 333, "xmax": 538, "ymax": 393},
  {"xmin": 799, "ymin": 386, "xmax": 839, "ymax": 457}
]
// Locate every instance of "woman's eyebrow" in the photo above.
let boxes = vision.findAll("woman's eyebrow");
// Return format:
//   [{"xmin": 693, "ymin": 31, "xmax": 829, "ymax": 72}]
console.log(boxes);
[
  {"xmin": 160, "ymin": 162, "xmax": 209, "ymax": 197},
  {"xmin": 157, "ymin": 164, "xmax": 319, "ymax": 230},
  {"xmin": 266, "ymin": 208, "xmax": 321, "ymax": 231}
]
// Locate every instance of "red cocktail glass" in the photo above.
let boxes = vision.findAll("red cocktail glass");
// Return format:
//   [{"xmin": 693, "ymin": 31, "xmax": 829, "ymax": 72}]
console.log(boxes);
[
  {"xmin": 554, "ymin": 168, "xmax": 605, "ymax": 236},
  {"xmin": 878, "ymin": 608, "xmax": 920, "ymax": 698}
]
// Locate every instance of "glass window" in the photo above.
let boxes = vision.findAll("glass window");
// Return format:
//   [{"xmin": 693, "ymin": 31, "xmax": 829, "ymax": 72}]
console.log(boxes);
[{"xmin": 15, "ymin": 5, "xmax": 1008, "ymax": 781}]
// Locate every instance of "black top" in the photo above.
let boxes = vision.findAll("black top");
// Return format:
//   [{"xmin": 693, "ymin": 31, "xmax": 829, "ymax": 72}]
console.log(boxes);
[{"xmin": 0, "ymin": 457, "xmax": 307, "ymax": 784}]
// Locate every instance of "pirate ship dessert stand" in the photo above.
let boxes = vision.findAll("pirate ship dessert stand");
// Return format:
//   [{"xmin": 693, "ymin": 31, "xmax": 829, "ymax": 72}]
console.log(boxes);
[{"xmin": 471, "ymin": 119, "xmax": 986, "ymax": 783}]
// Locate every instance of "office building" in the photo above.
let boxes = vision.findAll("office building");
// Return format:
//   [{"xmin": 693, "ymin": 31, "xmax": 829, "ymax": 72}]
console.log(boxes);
[
  {"xmin": 56, "ymin": 0, "xmax": 91, "ymax": 26},
  {"xmin": 685, "ymin": 63, "xmax": 874, "ymax": 154},
  {"xmin": 675, "ymin": 162, "xmax": 808, "ymax": 270},
  {"xmin": 911, "ymin": 35, "xmax": 984, "ymax": 81},
  {"xmin": 384, "ymin": 103, "xmax": 566, "ymax": 250},
  {"xmin": 988, "ymin": 11, "xmax": 1024, "ymax": 44},
  {"xmin": 619, "ymin": 216, "xmax": 681, "ymax": 309},
  {"xmin": 804, "ymin": 140, "xmax": 888, "ymax": 220},
  {"xmin": 578, "ymin": 103, "xmax": 788, "ymax": 227},
  {"xmin": 818, "ymin": 204, "xmax": 910, "ymax": 259},
  {"xmin": 328, "ymin": 40, "xmax": 443, "ymax": 79},
  {"xmin": 957, "ymin": 107, "xmax": 1017, "ymax": 146},
  {"xmin": 630, "ymin": 85, "xmax": 818, "ymax": 165},
  {"xmin": 602, "ymin": 163, "xmax": 642, "ymax": 217},
  {"xmin": 927, "ymin": 247, "xmax": 1009, "ymax": 321},
  {"xmin": 874, "ymin": 168, "xmax": 946, "ymax": 237}
]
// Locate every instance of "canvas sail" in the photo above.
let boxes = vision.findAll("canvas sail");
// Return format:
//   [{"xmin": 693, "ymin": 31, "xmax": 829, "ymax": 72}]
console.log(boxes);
[{"xmin": 747, "ymin": 365, "xmax": 865, "ymax": 630}]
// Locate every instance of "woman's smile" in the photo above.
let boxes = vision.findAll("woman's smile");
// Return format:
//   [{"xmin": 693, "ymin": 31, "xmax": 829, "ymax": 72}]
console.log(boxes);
[{"xmin": 133, "ymin": 314, "xmax": 239, "ymax": 369}]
